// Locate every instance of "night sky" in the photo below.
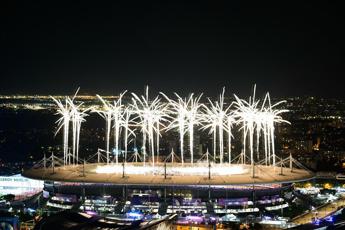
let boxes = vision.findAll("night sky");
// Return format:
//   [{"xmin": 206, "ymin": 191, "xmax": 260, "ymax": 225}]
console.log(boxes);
[{"xmin": 2, "ymin": 1, "xmax": 345, "ymax": 98}]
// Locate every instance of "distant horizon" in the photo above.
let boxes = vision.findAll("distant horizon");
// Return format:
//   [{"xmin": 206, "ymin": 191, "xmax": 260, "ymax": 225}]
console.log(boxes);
[
  {"xmin": 0, "ymin": 93, "xmax": 344, "ymax": 100},
  {"xmin": 1, "ymin": 81, "xmax": 345, "ymax": 99}
]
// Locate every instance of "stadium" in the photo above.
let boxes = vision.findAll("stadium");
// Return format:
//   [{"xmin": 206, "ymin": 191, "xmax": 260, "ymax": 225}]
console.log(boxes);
[{"xmin": 22, "ymin": 87, "xmax": 315, "ymax": 226}]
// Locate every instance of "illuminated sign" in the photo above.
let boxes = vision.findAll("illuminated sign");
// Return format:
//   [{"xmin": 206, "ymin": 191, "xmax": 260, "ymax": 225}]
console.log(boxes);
[{"xmin": 0, "ymin": 174, "xmax": 43, "ymax": 196}]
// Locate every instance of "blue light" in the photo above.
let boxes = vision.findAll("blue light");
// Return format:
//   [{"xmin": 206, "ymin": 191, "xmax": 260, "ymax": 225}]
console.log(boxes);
[
  {"xmin": 325, "ymin": 216, "xmax": 333, "ymax": 223},
  {"xmin": 263, "ymin": 215, "xmax": 272, "ymax": 220},
  {"xmin": 126, "ymin": 210, "xmax": 143, "ymax": 220},
  {"xmin": 313, "ymin": 219, "xmax": 321, "ymax": 225},
  {"xmin": 27, "ymin": 208, "xmax": 35, "ymax": 213},
  {"xmin": 112, "ymin": 148, "xmax": 123, "ymax": 155}
]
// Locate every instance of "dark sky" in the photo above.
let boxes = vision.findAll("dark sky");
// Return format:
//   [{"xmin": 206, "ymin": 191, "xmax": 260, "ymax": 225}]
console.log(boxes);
[{"xmin": 1, "ymin": 1, "xmax": 345, "ymax": 98}]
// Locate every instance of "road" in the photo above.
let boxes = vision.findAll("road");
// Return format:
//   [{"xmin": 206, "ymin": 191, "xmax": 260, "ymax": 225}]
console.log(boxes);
[{"xmin": 292, "ymin": 195, "xmax": 345, "ymax": 225}]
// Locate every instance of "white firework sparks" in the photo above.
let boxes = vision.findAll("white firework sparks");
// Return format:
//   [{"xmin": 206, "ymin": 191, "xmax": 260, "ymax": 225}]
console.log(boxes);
[
  {"xmin": 260, "ymin": 92, "xmax": 290, "ymax": 166},
  {"xmin": 131, "ymin": 86, "xmax": 167, "ymax": 167},
  {"xmin": 111, "ymin": 91, "xmax": 127, "ymax": 164},
  {"xmin": 185, "ymin": 93, "xmax": 203, "ymax": 164},
  {"xmin": 94, "ymin": 95, "xmax": 113, "ymax": 164},
  {"xmin": 201, "ymin": 88, "xmax": 231, "ymax": 164},
  {"xmin": 161, "ymin": 93, "xmax": 188, "ymax": 164},
  {"xmin": 52, "ymin": 89, "xmax": 89, "ymax": 165},
  {"xmin": 95, "ymin": 91, "xmax": 135, "ymax": 164},
  {"xmin": 161, "ymin": 92, "xmax": 203, "ymax": 165},
  {"xmin": 233, "ymin": 86, "xmax": 260, "ymax": 166},
  {"xmin": 51, "ymin": 96, "xmax": 71, "ymax": 165},
  {"xmin": 122, "ymin": 107, "xmax": 136, "ymax": 163},
  {"xmin": 233, "ymin": 86, "xmax": 290, "ymax": 167},
  {"xmin": 50, "ymin": 85, "xmax": 290, "ymax": 175},
  {"xmin": 68, "ymin": 98, "xmax": 89, "ymax": 164}
]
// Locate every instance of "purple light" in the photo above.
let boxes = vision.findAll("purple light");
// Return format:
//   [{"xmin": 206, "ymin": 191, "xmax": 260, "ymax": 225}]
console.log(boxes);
[
  {"xmin": 85, "ymin": 211, "xmax": 97, "ymax": 216},
  {"xmin": 176, "ymin": 219, "xmax": 189, "ymax": 224},
  {"xmin": 186, "ymin": 216, "xmax": 204, "ymax": 224}
]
